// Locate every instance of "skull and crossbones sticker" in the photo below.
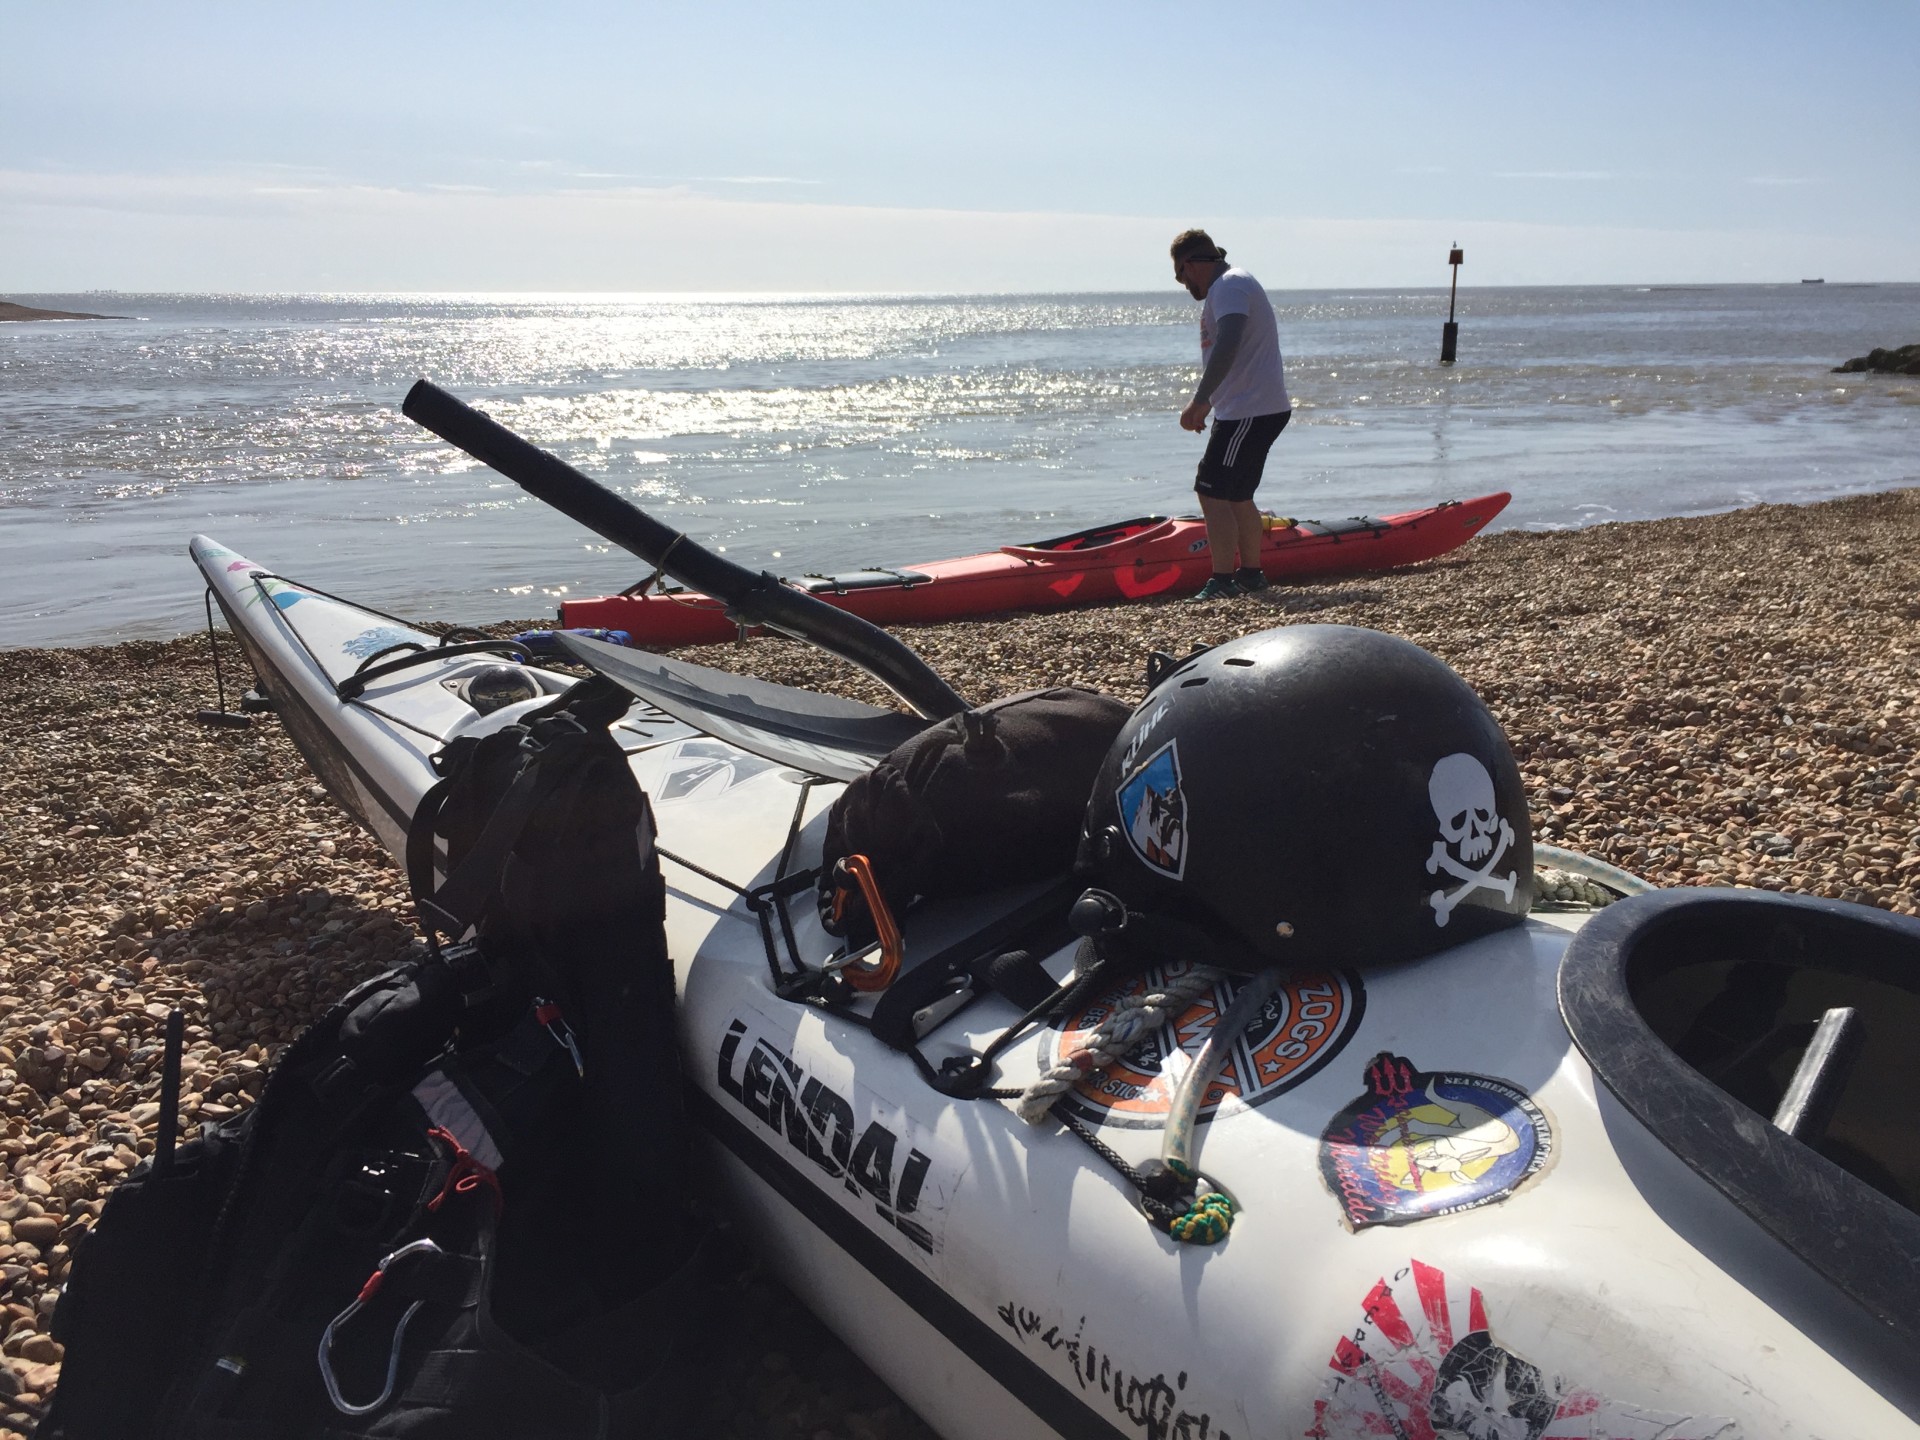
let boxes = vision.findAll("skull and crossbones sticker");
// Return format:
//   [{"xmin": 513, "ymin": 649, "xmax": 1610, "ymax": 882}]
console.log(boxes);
[{"xmin": 1424, "ymin": 753, "xmax": 1517, "ymax": 927}]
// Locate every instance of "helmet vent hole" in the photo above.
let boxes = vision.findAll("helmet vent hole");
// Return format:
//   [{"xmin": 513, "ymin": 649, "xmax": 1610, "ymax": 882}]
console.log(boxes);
[
  {"xmin": 1224, "ymin": 657, "xmax": 1255, "ymax": 667},
  {"xmin": 1180, "ymin": 677, "xmax": 1209, "ymax": 688}
]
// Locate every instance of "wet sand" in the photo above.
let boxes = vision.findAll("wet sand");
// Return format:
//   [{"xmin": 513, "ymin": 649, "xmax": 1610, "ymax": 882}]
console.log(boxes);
[{"xmin": 0, "ymin": 488, "xmax": 1915, "ymax": 1435}]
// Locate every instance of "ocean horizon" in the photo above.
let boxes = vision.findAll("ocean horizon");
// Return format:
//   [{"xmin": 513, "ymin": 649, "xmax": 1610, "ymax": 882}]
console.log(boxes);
[{"xmin": 3, "ymin": 283, "xmax": 1916, "ymax": 649}]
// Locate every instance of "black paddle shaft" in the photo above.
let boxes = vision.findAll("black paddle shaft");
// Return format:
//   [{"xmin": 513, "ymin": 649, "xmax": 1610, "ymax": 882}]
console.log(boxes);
[{"xmin": 402, "ymin": 379, "xmax": 967, "ymax": 720}]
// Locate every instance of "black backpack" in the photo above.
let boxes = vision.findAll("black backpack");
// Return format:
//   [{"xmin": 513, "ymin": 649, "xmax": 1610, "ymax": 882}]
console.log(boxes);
[
  {"xmin": 46, "ymin": 677, "xmax": 710, "ymax": 1438},
  {"xmin": 818, "ymin": 686, "xmax": 1131, "ymax": 939}
]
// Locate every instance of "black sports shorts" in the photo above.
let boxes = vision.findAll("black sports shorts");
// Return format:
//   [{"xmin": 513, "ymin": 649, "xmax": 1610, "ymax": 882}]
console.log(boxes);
[{"xmin": 1195, "ymin": 410, "xmax": 1291, "ymax": 502}]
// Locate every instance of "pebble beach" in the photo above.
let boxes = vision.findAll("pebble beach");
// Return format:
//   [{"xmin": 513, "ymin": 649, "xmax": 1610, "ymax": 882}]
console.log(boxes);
[{"xmin": 2, "ymin": 488, "xmax": 1917, "ymax": 1437}]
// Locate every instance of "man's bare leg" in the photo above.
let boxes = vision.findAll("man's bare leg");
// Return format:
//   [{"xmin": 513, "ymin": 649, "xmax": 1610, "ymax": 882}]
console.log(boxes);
[
  {"xmin": 1230, "ymin": 500, "xmax": 1265, "ymax": 575},
  {"xmin": 1197, "ymin": 494, "xmax": 1240, "ymax": 575}
]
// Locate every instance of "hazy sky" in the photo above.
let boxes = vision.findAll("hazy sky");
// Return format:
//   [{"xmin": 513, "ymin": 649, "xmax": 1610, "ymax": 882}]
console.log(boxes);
[{"xmin": 6, "ymin": 0, "xmax": 1916, "ymax": 292}]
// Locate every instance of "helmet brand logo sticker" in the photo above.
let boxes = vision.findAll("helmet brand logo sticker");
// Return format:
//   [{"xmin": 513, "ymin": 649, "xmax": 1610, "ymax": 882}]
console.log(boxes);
[
  {"xmin": 1116, "ymin": 738, "xmax": 1186, "ymax": 879},
  {"xmin": 1116, "ymin": 700, "xmax": 1171, "ymax": 775},
  {"xmin": 1318, "ymin": 1053, "xmax": 1551, "ymax": 1231},
  {"xmin": 1425, "ymin": 753, "xmax": 1519, "ymax": 926},
  {"xmin": 1306, "ymin": 1260, "xmax": 1741, "ymax": 1439},
  {"xmin": 1043, "ymin": 962, "xmax": 1364, "ymax": 1130}
]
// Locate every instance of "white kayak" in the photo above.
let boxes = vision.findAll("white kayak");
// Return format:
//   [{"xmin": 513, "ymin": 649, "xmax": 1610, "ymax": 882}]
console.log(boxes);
[{"xmin": 186, "ymin": 529, "xmax": 1918, "ymax": 1440}]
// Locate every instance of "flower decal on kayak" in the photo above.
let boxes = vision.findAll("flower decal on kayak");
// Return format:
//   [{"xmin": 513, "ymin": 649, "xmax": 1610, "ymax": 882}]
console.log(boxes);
[{"xmin": 342, "ymin": 626, "xmax": 417, "ymax": 660}]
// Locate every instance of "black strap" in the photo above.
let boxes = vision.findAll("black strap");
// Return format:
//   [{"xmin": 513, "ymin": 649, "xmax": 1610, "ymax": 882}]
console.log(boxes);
[
  {"xmin": 338, "ymin": 639, "xmax": 530, "ymax": 700},
  {"xmin": 380, "ymin": 1248, "xmax": 486, "ymax": 1309},
  {"xmin": 972, "ymin": 947, "xmax": 1059, "ymax": 1011},
  {"xmin": 866, "ymin": 881, "xmax": 1079, "ymax": 1054},
  {"xmin": 411, "ymin": 751, "xmax": 545, "ymax": 939},
  {"xmin": 394, "ymin": 1348, "xmax": 606, "ymax": 1431},
  {"xmin": 405, "ymin": 773, "xmax": 457, "ymax": 906}
]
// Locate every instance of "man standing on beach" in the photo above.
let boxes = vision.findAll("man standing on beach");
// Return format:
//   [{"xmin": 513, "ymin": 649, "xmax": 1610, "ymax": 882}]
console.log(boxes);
[{"xmin": 1171, "ymin": 229, "xmax": 1292, "ymax": 600}]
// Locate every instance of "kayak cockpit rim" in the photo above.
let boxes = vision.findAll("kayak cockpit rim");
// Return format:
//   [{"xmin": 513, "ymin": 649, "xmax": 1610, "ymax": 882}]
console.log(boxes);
[{"xmin": 1559, "ymin": 887, "xmax": 1920, "ymax": 1368}]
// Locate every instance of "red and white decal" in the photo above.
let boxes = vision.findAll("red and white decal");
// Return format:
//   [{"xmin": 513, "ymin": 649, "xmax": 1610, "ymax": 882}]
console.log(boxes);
[{"xmin": 1305, "ymin": 1260, "xmax": 1740, "ymax": 1440}]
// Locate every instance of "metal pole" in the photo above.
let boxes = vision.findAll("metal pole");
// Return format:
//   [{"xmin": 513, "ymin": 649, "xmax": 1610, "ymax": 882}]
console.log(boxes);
[{"xmin": 1440, "ymin": 244, "xmax": 1464, "ymax": 364}]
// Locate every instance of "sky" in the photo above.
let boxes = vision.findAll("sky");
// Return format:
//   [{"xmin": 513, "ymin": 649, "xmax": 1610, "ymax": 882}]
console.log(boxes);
[{"xmin": 4, "ymin": 0, "xmax": 1917, "ymax": 292}]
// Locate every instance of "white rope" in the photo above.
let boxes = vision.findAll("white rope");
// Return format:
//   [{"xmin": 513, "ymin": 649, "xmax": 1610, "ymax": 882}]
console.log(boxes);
[{"xmin": 1017, "ymin": 963, "xmax": 1226, "ymax": 1125}]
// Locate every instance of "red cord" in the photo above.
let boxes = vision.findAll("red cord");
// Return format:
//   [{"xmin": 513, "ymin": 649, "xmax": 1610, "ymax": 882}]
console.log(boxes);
[{"xmin": 425, "ymin": 1125, "xmax": 503, "ymax": 1214}]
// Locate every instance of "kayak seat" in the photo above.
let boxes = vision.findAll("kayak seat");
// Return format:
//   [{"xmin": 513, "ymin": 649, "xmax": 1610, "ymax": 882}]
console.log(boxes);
[
  {"xmin": 1295, "ymin": 515, "xmax": 1392, "ymax": 540},
  {"xmin": 797, "ymin": 568, "xmax": 933, "ymax": 595}
]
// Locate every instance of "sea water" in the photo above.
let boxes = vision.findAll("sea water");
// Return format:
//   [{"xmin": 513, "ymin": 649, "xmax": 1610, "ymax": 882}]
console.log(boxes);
[{"xmin": 2, "ymin": 285, "xmax": 1916, "ymax": 647}]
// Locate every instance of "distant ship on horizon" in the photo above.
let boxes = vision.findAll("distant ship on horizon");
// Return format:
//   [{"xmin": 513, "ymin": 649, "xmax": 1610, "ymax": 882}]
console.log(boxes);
[{"xmin": 1802, "ymin": 278, "xmax": 1826, "ymax": 284}]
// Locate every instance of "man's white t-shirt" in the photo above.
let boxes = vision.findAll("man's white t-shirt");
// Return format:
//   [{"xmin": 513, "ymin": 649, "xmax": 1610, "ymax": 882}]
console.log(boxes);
[{"xmin": 1200, "ymin": 268, "xmax": 1290, "ymax": 421}]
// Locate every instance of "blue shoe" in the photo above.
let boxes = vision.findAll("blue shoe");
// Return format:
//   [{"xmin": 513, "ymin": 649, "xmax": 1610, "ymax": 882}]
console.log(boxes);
[
  {"xmin": 1192, "ymin": 575, "xmax": 1240, "ymax": 601},
  {"xmin": 1234, "ymin": 568, "xmax": 1269, "ymax": 593}
]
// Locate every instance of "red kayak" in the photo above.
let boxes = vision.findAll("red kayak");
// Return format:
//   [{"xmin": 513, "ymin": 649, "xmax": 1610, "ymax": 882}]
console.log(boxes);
[{"xmin": 561, "ymin": 491, "xmax": 1510, "ymax": 647}]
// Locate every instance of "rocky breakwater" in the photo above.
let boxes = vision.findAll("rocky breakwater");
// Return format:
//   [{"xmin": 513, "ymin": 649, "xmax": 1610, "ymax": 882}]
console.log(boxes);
[
  {"xmin": 0, "ymin": 487, "xmax": 1916, "ymax": 1438},
  {"xmin": 0, "ymin": 302, "xmax": 123, "ymax": 323},
  {"xmin": 1834, "ymin": 343, "xmax": 1920, "ymax": 375}
]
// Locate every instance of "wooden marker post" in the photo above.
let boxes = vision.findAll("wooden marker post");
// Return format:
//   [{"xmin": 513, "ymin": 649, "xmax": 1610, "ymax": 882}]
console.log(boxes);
[{"xmin": 1440, "ymin": 245, "xmax": 1464, "ymax": 363}]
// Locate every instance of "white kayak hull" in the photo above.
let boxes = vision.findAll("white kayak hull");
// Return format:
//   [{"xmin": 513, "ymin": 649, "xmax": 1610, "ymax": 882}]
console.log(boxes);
[{"xmin": 191, "ymin": 536, "xmax": 1915, "ymax": 1440}]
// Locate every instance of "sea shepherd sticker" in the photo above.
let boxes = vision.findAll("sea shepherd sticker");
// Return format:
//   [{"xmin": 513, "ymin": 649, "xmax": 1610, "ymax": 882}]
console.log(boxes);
[
  {"xmin": 718, "ymin": 1018, "xmax": 946, "ymax": 1254},
  {"xmin": 1044, "ymin": 961, "xmax": 1363, "ymax": 1130},
  {"xmin": 1319, "ymin": 1053, "xmax": 1551, "ymax": 1231}
]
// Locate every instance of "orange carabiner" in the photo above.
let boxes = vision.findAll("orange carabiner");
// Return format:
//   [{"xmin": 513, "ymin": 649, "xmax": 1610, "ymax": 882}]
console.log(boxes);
[{"xmin": 837, "ymin": 854, "xmax": 903, "ymax": 992}]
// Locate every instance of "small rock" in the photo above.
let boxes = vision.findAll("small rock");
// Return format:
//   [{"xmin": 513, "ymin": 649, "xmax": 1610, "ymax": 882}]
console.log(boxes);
[
  {"xmin": 9, "ymin": 1221, "xmax": 57, "ymax": 1248},
  {"xmin": 12, "ymin": 1358, "xmax": 58, "ymax": 1393}
]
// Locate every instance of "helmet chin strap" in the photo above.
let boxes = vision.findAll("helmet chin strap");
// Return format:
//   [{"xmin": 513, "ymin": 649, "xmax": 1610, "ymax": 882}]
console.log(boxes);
[{"xmin": 1068, "ymin": 887, "xmax": 1271, "ymax": 977}]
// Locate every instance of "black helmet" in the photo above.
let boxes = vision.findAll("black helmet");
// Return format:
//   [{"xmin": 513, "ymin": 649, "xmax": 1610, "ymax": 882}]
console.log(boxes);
[{"xmin": 1077, "ymin": 625, "xmax": 1531, "ymax": 970}]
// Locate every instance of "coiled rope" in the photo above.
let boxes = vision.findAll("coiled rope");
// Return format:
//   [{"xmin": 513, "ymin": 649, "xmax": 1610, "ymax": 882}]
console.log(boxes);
[{"xmin": 1016, "ymin": 962, "xmax": 1225, "ymax": 1125}]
